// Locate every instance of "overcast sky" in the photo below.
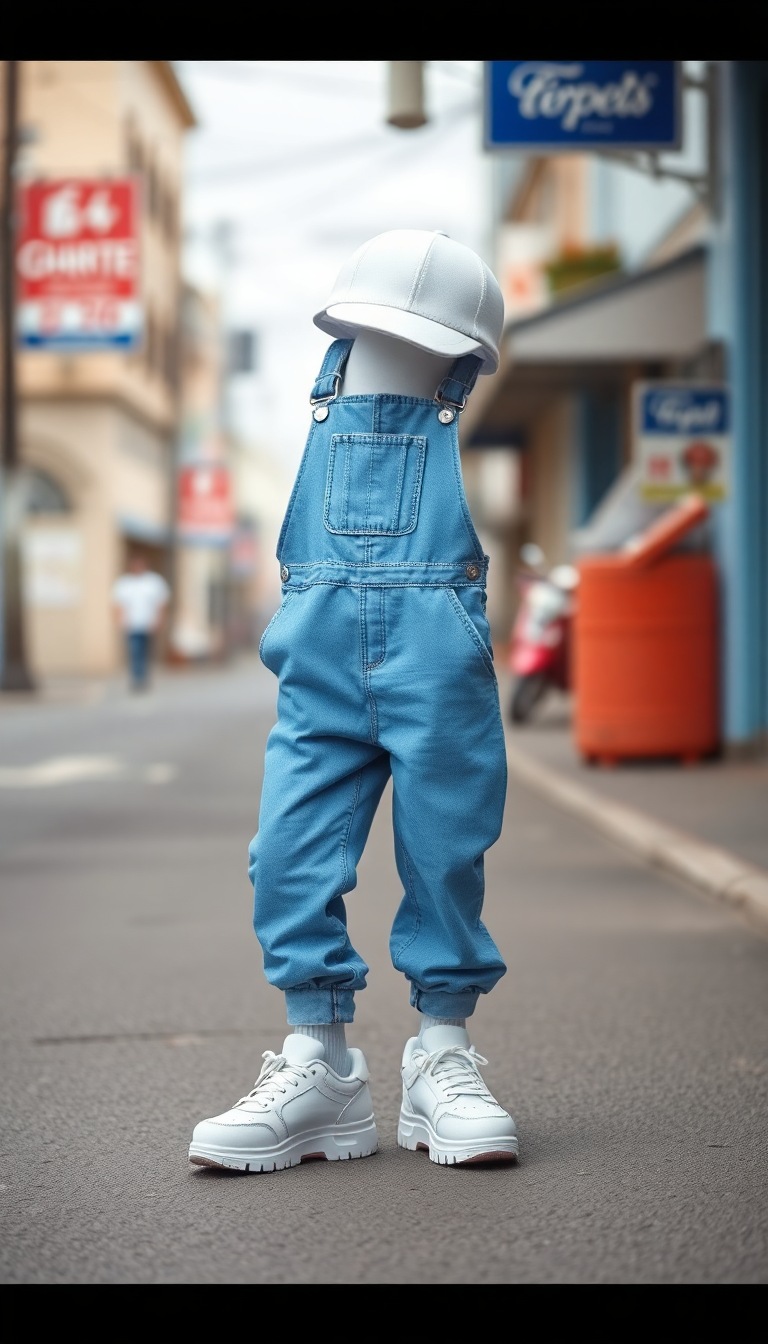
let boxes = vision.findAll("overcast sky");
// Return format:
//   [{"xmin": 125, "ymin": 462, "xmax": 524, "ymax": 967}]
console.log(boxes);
[{"xmin": 176, "ymin": 61, "xmax": 488, "ymax": 475}]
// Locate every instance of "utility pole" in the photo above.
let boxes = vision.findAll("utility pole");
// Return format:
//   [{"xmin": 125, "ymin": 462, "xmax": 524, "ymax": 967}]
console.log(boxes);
[
  {"xmin": 1, "ymin": 59, "xmax": 34, "ymax": 691},
  {"xmin": 387, "ymin": 62, "xmax": 427, "ymax": 129}
]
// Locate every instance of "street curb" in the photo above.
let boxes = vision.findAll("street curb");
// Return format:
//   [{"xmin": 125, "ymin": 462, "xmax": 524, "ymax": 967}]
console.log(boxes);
[{"xmin": 506, "ymin": 737, "xmax": 768, "ymax": 938}]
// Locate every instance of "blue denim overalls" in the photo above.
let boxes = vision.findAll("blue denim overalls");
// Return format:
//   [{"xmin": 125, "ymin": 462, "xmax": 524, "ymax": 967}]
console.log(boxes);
[{"xmin": 249, "ymin": 339, "xmax": 507, "ymax": 1024}]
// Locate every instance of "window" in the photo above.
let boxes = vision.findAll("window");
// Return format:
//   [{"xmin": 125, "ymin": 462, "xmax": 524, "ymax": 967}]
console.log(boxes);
[{"xmin": 23, "ymin": 467, "xmax": 71, "ymax": 515}]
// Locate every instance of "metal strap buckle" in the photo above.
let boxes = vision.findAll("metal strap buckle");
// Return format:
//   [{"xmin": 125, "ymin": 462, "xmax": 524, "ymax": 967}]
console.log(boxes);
[
  {"xmin": 434, "ymin": 387, "xmax": 466, "ymax": 423},
  {"xmin": 434, "ymin": 387, "xmax": 467, "ymax": 414},
  {"xmin": 309, "ymin": 371, "xmax": 342, "ymax": 408}
]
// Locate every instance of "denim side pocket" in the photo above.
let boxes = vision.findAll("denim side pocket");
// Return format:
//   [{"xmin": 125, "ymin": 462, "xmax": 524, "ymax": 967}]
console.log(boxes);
[
  {"xmin": 324, "ymin": 433, "xmax": 426, "ymax": 536},
  {"xmin": 259, "ymin": 590, "xmax": 298, "ymax": 667},
  {"xmin": 443, "ymin": 587, "xmax": 496, "ymax": 680}
]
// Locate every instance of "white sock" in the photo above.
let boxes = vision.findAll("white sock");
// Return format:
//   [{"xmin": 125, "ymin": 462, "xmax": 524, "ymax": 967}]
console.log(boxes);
[
  {"xmin": 417, "ymin": 1013, "xmax": 466, "ymax": 1044},
  {"xmin": 291, "ymin": 1022, "xmax": 350, "ymax": 1075}
]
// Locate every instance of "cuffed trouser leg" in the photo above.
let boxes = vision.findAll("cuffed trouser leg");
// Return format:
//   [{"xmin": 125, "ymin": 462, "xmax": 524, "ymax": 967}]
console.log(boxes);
[
  {"xmin": 250, "ymin": 719, "xmax": 391, "ymax": 1016},
  {"xmin": 284, "ymin": 986, "xmax": 356, "ymax": 1025},
  {"xmin": 375, "ymin": 587, "xmax": 509, "ymax": 1011},
  {"xmin": 253, "ymin": 580, "xmax": 507, "ymax": 1020}
]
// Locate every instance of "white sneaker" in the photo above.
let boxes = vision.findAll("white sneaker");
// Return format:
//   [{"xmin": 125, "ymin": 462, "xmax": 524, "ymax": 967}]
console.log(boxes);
[
  {"xmin": 398, "ymin": 1025, "xmax": 519, "ymax": 1166},
  {"xmin": 189, "ymin": 1034, "xmax": 378, "ymax": 1172}
]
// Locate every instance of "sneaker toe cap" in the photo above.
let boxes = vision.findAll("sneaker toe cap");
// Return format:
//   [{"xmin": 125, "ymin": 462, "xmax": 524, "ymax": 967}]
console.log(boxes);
[
  {"xmin": 191, "ymin": 1114, "xmax": 281, "ymax": 1151},
  {"xmin": 435, "ymin": 1108, "xmax": 517, "ymax": 1142}
]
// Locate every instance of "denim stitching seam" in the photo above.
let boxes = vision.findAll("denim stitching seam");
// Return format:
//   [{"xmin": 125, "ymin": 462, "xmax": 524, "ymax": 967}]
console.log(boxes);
[
  {"xmin": 286, "ymin": 580, "xmax": 485, "ymax": 591},
  {"xmin": 323, "ymin": 435, "xmax": 426, "ymax": 537},
  {"xmin": 365, "ymin": 438, "xmax": 375, "ymax": 531},
  {"xmin": 359, "ymin": 591, "xmax": 379, "ymax": 742},
  {"xmin": 359, "ymin": 586, "xmax": 367, "ymax": 674},
  {"xmin": 443, "ymin": 587, "xmax": 497, "ymax": 681},
  {"xmin": 277, "ymin": 424, "xmax": 316, "ymax": 558},
  {"xmin": 258, "ymin": 589, "xmax": 297, "ymax": 662},
  {"xmin": 323, "ymin": 438, "xmax": 336, "ymax": 533},
  {"xmin": 391, "ymin": 441, "xmax": 407, "ymax": 532},
  {"xmin": 323, "ymin": 767, "xmax": 365, "ymax": 1018},
  {"xmin": 364, "ymin": 588, "xmax": 386, "ymax": 671},
  {"xmin": 365, "ymin": 666, "xmax": 378, "ymax": 743},
  {"xmin": 450, "ymin": 430, "xmax": 485, "ymax": 561},
  {"xmin": 290, "ymin": 560, "xmax": 483, "ymax": 570},
  {"xmin": 342, "ymin": 439, "xmax": 351, "ymax": 531}
]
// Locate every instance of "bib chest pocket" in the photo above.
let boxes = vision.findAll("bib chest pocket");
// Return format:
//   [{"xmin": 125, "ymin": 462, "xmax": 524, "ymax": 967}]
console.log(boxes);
[{"xmin": 324, "ymin": 433, "xmax": 426, "ymax": 536}]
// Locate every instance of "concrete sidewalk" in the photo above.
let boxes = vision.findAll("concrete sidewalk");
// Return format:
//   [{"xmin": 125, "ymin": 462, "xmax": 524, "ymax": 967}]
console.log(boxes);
[
  {"xmin": 505, "ymin": 687, "xmax": 768, "ymax": 934},
  {"xmin": 1, "ymin": 659, "xmax": 767, "ymax": 1283}
]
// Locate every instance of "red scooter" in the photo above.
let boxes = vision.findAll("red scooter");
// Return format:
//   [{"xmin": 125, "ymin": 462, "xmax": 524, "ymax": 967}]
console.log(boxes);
[{"xmin": 508, "ymin": 544, "xmax": 579, "ymax": 723}]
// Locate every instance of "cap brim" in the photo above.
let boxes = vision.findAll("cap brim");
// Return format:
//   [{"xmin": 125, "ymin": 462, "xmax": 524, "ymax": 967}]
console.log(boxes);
[{"xmin": 314, "ymin": 302, "xmax": 496, "ymax": 372}]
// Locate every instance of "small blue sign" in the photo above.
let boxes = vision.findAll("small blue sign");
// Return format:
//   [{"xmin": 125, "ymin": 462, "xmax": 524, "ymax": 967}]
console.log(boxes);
[
  {"xmin": 486, "ymin": 61, "xmax": 681, "ymax": 151},
  {"xmin": 641, "ymin": 386, "xmax": 729, "ymax": 435},
  {"xmin": 20, "ymin": 332, "xmax": 139, "ymax": 350}
]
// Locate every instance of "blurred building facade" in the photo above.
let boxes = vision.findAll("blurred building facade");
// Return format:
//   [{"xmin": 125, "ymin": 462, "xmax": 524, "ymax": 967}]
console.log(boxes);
[
  {"xmin": 171, "ymin": 285, "xmax": 288, "ymax": 662},
  {"xmin": 465, "ymin": 62, "xmax": 768, "ymax": 752},
  {"xmin": 13, "ymin": 60, "xmax": 194, "ymax": 675},
  {"xmin": 171, "ymin": 284, "xmax": 230, "ymax": 661},
  {"xmin": 229, "ymin": 438, "xmax": 290, "ymax": 647}
]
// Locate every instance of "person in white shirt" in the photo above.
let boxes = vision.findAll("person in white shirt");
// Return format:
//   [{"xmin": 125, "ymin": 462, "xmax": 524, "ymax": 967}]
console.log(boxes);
[{"xmin": 111, "ymin": 553, "xmax": 170, "ymax": 690}]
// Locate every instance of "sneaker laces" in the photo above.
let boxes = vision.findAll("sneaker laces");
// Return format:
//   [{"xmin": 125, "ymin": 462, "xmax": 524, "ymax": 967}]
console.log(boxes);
[
  {"xmin": 234, "ymin": 1051, "xmax": 313, "ymax": 1110},
  {"xmin": 410, "ymin": 1044, "xmax": 493, "ymax": 1102}
]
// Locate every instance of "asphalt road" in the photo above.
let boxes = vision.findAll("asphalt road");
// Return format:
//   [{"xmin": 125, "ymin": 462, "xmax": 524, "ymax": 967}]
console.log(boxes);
[{"xmin": 1, "ymin": 658, "xmax": 766, "ymax": 1283}]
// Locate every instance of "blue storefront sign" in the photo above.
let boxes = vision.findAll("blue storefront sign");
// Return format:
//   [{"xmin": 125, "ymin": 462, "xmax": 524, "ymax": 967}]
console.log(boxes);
[
  {"xmin": 634, "ymin": 383, "xmax": 731, "ymax": 502},
  {"xmin": 485, "ymin": 61, "xmax": 681, "ymax": 151},
  {"xmin": 640, "ymin": 385, "xmax": 729, "ymax": 436}
]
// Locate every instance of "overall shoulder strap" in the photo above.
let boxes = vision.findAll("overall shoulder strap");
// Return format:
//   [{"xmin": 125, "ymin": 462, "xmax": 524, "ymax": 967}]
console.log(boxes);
[
  {"xmin": 310, "ymin": 339, "xmax": 354, "ymax": 404},
  {"xmin": 435, "ymin": 353, "xmax": 484, "ymax": 413}
]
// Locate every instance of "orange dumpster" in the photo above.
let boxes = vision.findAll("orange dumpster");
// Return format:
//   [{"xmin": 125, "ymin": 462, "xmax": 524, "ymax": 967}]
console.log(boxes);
[{"xmin": 574, "ymin": 496, "xmax": 719, "ymax": 765}]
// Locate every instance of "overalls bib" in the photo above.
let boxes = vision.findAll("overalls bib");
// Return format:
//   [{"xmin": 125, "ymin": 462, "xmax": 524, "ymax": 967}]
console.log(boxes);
[{"xmin": 249, "ymin": 340, "xmax": 507, "ymax": 1024}]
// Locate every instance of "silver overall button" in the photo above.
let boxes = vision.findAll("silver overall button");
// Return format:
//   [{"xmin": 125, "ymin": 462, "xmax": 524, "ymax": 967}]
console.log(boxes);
[
  {"xmin": 280, "ymin": 565, "xmax": 290, "ymax": 582},
  {"xmin": 313, "ymin": 404, "xmax": 329, "ymax": 422},
  {"xmin": 465, "ymin": 563, "xmax": 480, "ymax": 580},
  {"xmin": 437, "ymin": 406, "xmax": 455, "ymax": 424}
]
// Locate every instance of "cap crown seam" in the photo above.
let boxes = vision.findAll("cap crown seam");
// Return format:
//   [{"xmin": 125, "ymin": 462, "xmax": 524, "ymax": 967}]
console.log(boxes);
[
  {"xmin": 406, "ymin": 232, "xmax": 439, "ymax": 312},
  {"xmin": 343, "ymin": 236, "xmax": 378, "ymax": 301},
  {"xmin": 472, "ymin": 256, "xmax": 487, "ymax": 340},
  {"xmin": 315, "ymin": 230, "xmax": 502, "ymax": 372}
]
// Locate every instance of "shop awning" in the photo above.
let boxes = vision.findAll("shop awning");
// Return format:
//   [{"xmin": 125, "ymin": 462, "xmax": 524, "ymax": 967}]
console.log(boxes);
[
  {"xmin": 462, "ymin": 246, "xmax": 707, "ymax": 444},
  {"xmin": 506, "ymin": 245, "xmax": 705, "ymax": 364}
]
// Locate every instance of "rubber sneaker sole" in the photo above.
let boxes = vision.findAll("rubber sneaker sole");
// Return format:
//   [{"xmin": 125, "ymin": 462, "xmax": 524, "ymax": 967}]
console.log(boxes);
[
  {"xmin": 397, "ymin": 1110, "xmax": 518, "ymax": 1166},
  {"xmin": 189, "ymin": 1116, "xmax": 379, "ymax": 1172}
]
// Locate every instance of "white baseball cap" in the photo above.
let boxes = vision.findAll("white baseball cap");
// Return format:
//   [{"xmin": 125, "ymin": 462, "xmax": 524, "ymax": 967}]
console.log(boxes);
[{"xmin": 314, "ymin": 229, "xmax": 504, "ymax": 374}]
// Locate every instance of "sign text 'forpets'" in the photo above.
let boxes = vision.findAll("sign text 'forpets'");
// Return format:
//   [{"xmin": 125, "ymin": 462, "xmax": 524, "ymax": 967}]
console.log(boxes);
[
  {"xmin": 635, "ymin": 384, "xmax": 730, "ymax": 503},
  {"xmin": 17, "ymin": 179, "xmax": 141, "ymax": 350},
  {"xmin": 486, "ymin": 62, "xmax": 680, "ymax": 150}
]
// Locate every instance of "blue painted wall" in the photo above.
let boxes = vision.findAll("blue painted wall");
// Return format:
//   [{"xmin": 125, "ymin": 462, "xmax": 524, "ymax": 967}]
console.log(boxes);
[
  {"xmin": 572, "ymin": 388, "xmax": 623, "ymax": 528},
  {"xmin": 708, "ymin": 62, "xmax": 768, "ymax": 745}
]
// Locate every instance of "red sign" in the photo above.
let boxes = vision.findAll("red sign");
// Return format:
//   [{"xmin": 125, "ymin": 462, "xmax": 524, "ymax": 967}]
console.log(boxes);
[
  {"xmin": 178, "ymin": 465, "xmax": 234, "ymax": 542},
  {"xmin": 16, "ymin": 178, "xmax": 141, "ymax": 348}
]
